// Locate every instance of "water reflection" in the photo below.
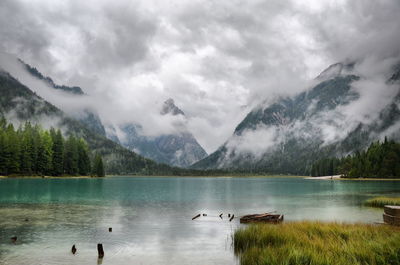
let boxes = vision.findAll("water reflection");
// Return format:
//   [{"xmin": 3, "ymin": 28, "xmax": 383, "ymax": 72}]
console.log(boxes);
[{"xmin": 0, "ymin": 177, "xmax": 400, "ymax": 264}]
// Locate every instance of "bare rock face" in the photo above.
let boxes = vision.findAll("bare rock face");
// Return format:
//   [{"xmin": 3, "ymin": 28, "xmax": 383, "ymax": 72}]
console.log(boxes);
[
  {"xmin": 111, "ymin": 99, "xmax": 207, "ymax": 168},
  {"xmin": 193, "ymin": 62, "xmax": 400, "ymax": 175}
]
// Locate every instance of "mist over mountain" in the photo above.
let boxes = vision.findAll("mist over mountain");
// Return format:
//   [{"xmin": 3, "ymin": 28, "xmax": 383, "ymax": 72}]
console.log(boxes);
[
  {"xmin": 0, "ymin": 69, "xmax": 179, "ymax": 175},
  {"xmin": 112, "ymin": 98, "xmax": 207, "ymax": 167},
  {"xmin": 1, "ymin": 0, "xmax": 400, "ymax": 175},
  {"xmin": 192, "ymin": 62, "xmax": 400, "ymax": 174},
  {"xmin": 0, "ymin": 53, "xmax": 207, "ymax": 168}
]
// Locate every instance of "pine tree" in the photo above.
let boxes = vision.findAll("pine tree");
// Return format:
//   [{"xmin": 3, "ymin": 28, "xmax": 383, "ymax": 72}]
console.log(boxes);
[
  {"xmin": 77, "ymin": 139, "xmax": 91, "ymax": 175},
  {"xmin": 36, "ymin": 131, "xmax": 53, "ymax": 175},
  {"xmin": 5, "ymin": 124, "xmax": 20, "ymax": 174},
  {"xmin": 63, "ymin": 135, "xmax": 78, "ymax": 175},
  {"xmin": 51, "ymin": 129, "xmax": 64, "ymax": 176},
  {"xmin": 93, "ymin": 154, "xmax": 105, "ymax": 177}
]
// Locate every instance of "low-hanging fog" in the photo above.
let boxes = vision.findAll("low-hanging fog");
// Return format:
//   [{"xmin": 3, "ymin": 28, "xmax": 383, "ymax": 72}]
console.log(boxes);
[{"xmin": 0, "ymin": 0, "xmax": 399, "ymax": 153}]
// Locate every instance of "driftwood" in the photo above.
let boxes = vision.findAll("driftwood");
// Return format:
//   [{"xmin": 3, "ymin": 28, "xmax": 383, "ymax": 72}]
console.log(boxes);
[
  {"xmin": 97, "ymin": 243, "xmax": 104, "ymax": 258},
  {"xmin": 192, "ymin": 214, "xmax": 201, "ymax": 220},
  {"xmin": 71, "ymin": 244, "xmax": 77, "ymax": 254},
  {"xmin": 240, "ymin": 213, "xmax": 283, "ymax": 224}
]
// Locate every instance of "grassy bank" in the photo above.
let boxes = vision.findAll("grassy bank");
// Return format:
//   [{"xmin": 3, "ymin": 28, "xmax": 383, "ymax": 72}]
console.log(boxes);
[
  {"xmin": 365, "ymin": 197, "xmax": 400, "ymax": 207},
  {"xmin": 234, "ymin": 221, "xmax": 400, "ymax": 265}
]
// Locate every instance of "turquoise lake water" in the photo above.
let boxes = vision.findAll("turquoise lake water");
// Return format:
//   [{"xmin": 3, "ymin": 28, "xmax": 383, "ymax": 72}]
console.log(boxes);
[{"xmin": 1, "ymin": 176, "xmax": 400, "ymax": 265}]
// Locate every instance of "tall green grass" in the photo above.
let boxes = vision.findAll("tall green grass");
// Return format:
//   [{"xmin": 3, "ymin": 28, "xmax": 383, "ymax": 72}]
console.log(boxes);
[
  {"xmin": 365, "ymin": 197, "xmax": 400, "ymax": 207},
  {"xmin": 234, "ymin": 221, "xmax": 400, "ymax": 265}
]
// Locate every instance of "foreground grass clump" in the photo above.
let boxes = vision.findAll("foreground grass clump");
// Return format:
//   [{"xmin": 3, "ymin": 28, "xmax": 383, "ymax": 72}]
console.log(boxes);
[
  {"xmin": 234, "ymin": 221, "xmax": 400, "ymax": 265},
  {"xmin": 365, "ymin": 197, "xmax": 400, "ymax": 208}
]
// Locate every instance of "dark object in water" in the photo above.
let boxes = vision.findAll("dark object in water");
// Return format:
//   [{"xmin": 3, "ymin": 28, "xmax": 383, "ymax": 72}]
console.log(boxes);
[
  {"xmin": 229, "ymin": 214, "xmax": 235, "ymax": 222},
  {"xmin": 240, "ymin": 213, "xmax": 284, "ymax": 224},
  {"xmin": 24, "ymin": 218, "xmax": 29, "ymax": 222},
  {"xmin": 10, "ymin": 236, "xmax": 17, "ymax": 243},
  {"xmin": 219, "ymin": 213, "xmax": 223, "ymax": 219},
  {"xmin": 228, "ymin": 213, "xmax": 231, "ymax": 218},
  {"xmin": 108, "ymin": 227, "xmax": 112, "ymax": 232},
  {"xmin": 192, "ymin": 214, "xmax": 201, "ymax": 220},
  {"xmin": 97, "ymin": 243, "xmax": 104, "ymax": 258},
  {"xmin": 203, "ymin": 213, "xmax": 207, "ymax": 216},
  {"xmin": 71, "ymin": 244, "xmax": 77, "ymax": 254}
]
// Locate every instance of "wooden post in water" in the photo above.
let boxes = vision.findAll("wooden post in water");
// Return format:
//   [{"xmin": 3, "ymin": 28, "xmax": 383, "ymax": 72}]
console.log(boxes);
[
  {"xmin": 71, "ymin": 244, "xmax": 77, "ymax": 254},
  {"xmin": 97, "ymin": 243, "xmax": 104, "ymax": 258},
  {"xmin": 229, "ymin": 214, "xmax": 235, "ymax": 222},
  {"xmin": 192, "ymin": 214, "xmax": 201, "ymax": 220}
]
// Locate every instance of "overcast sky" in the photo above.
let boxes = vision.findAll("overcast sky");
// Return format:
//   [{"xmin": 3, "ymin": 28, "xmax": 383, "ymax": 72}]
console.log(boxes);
[{"xmin": 1, "ymin": 0, "xmax": 399, "ymax": 153}]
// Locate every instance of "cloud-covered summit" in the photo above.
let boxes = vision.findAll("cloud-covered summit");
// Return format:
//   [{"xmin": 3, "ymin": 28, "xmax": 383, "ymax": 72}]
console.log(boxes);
[{"xmin": 1, "ymin": 0, "xmax": 399, "ymax": 153}]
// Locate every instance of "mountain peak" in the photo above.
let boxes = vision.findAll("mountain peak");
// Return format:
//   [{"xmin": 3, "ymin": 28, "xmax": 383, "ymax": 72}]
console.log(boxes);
[
  {"xmin": 18, "ymin": 59, "xmax": 84, "ymax": 95},
  {"xmin": 316, "ymin": 62, "xmax": 355, "ymax": 81},
  {"xmin": 161, "ymin": 98, "xmax": 185, "ymax": 116}
]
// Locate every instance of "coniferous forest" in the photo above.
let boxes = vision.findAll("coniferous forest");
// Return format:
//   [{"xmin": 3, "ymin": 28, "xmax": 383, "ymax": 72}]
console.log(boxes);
[
  {"xmin": 311, "ymin": 138, "xmax": 400, "ymax": 178},
  {"xmin": 0, "ymin": 117, "xmax": 105, "ymax": 177}
]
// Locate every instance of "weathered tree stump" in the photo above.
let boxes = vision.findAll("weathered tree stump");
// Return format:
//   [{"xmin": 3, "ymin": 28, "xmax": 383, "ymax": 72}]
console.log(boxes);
[
  {"xmin": 71, "ymin": 244, "xmax": 77, "ymax": 254},
  {"xmin": 383, "ymin": 206, "xmax": 400, "ymax": 226},
  {"xmin": 97, "ymin": 243, "xmax": 104, "ymax": 258}
]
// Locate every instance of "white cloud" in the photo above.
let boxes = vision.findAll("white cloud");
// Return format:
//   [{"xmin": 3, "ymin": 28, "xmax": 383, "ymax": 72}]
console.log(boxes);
[{"xmin": 0, "ymin": 0, "xmax": 399, "ymax": 154}]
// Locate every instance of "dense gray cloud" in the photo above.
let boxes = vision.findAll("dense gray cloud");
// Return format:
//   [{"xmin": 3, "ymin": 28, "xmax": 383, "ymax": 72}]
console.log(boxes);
[{"xmin": 0, "ymin": 0, "xmax": 399, "ymax": 153}]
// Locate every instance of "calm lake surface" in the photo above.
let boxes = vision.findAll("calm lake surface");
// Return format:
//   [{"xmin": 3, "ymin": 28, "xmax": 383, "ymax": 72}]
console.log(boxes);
[{"xmin": 1, "ymin": 176, "xmax": 400, "ymax": 265}]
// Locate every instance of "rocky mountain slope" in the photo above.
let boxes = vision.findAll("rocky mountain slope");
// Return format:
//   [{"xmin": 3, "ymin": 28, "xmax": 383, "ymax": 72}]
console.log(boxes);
[
  {"xmin": 3, "ymin": 54, "xmax": 207, "ymax": 168},
  {"xmin": 115, "ymin": 99, "xmax": 207, "ymax": 168},
  {"xmin": 0, "ymin": 70, "xmax": 181, "ymax": 175},
  {"xmin": 192, "ymin": 63, "xmax": 400, "ymax": 174}
]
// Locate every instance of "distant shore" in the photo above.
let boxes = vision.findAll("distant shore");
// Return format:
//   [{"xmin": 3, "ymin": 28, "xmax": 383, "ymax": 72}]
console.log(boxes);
[
  {"xmin": 0, "ymin": 175, "xmax": 101, "ymax": 179},
  {"xmin": 305, "ymin": 175, "xmax": 400, "ymax": 181}
]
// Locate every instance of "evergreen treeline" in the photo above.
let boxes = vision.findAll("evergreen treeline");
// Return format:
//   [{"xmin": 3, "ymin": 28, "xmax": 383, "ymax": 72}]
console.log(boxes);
[
  {"xmin": 311, "ymin": 138, "xmax": 400, "ymax": 178},
  {"xmin": 0, "ymin": 117, "xmax": 105, "ymax": 177}
]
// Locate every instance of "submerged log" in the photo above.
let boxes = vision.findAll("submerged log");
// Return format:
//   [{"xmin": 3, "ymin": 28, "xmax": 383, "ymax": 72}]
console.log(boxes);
[
  {"xmin": 97, "ymin": 243, "xmax": 104, "ymax": 258},
  {"xmin": 10, "ymin": 236, "xmax": 17, "ymax": 243},
  {"xmin": 71, "ymin": 244, "xmax": 77, "ymax": 254},
  {"xmin": 229, "ymin": 214, "xmax": 235, "ymax": 222},
  {"xmin": 192, "ymin": 214, "xmax": 201, "ymax": 220}
]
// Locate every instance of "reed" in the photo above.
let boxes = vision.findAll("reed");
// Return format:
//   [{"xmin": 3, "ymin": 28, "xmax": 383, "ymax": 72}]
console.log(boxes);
[
  {"xmin": 234, "ymin": 221, "xmax": 400, "ymax": 265},
  {"xmin": 365, "ymin": 197, "xmax": 400, "ymax": 207}
]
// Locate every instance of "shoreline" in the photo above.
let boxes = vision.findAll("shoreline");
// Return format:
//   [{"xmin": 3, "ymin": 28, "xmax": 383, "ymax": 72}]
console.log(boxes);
[
  {"xmin": 305, "ymin": 175, "xmax": 400, "ymax": 181},
  {"xmin": 2, "ymin": 174, "xmax": 400, "ymax": 180},
  {"xmin": 0, "ymin": 175, "xmax": 101, "ymax": 179}
]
